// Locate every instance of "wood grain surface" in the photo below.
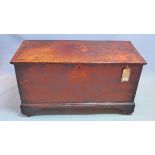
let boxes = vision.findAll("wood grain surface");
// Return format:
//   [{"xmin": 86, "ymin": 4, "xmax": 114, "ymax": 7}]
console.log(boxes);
[
  {"xmin": 15, "ymin": 63, "xmax": 142, "ymax": 103},
  {"xmin": 10, "ymin": 40, "xmax": 147, "ymax": 64},
  {"xmin": 10, "ymin": 40, "xmax": 147, "ymax": 115}
]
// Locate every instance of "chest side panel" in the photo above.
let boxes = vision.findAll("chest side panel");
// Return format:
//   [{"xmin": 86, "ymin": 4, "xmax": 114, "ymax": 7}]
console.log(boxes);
[{"xmin": 15, "ymin": 63, "xmax": 142, "ymax": 103}]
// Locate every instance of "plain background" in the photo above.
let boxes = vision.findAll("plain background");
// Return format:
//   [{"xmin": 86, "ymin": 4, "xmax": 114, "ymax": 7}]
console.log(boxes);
[
  {"xmin": 0, "ymin": 1, "xmax": 155, "ymax": 155},
  {"xmin": 0, "ymin": 34, "xmax": 155, "ymax": 120}
]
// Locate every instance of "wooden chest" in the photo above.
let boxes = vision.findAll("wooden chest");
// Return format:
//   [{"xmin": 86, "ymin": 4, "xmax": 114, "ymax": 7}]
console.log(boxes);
[{"xmin": 10, "ymin": 40, "xmax": 147, "ymax": 116}]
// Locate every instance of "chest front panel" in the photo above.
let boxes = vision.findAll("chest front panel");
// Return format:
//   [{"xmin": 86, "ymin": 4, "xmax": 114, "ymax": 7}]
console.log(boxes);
[{"xmin": 15, "ymin": 63, "xmax": 142, "ymax": 104}]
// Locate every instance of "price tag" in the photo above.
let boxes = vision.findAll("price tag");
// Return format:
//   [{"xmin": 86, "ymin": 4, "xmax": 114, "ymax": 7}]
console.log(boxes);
[{"xmin": 121, "ymin": 67, "xmax": 130, "ymax": 82}]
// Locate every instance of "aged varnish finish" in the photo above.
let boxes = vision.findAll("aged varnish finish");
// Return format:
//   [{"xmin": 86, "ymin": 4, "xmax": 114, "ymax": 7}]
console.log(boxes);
[{"xmin": 10, "ymin": 40, "xmax": 147, "ymax": 116}]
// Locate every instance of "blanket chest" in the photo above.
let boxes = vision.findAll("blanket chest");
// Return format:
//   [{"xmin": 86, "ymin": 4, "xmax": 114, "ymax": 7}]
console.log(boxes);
[{"xmin": 10, "ymin": 40, "xmax": 147, "ymax": 116}]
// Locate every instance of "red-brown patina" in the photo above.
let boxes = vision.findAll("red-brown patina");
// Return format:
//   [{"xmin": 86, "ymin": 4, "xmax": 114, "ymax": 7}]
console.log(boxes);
[{"xmin": 10, "ymin": 40, "xmax": 147, "ymax": 116}]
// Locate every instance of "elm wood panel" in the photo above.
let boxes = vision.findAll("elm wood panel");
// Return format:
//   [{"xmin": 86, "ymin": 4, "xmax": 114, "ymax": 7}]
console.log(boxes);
[
  {"xmin": 15, "ymin": 63, "xmax": 142, "ymax": 104},
  {"xmin": 10, "ymin": 40, "xmax": 147, "ymax": 64}
]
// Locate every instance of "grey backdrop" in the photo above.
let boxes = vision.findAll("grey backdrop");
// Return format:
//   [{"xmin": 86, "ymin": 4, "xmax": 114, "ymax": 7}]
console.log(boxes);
[{"xmin": 0, "ymin": 34, "xmax": 154, "ymax": 120}]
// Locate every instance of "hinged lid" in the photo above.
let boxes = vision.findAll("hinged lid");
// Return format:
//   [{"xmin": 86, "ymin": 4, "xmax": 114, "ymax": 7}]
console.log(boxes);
[{"xmin": 10, "ymin": 40, "xmax": 147, "ymax": 64}]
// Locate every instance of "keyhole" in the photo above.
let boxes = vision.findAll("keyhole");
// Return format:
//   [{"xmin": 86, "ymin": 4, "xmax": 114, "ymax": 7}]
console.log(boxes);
[{"xmin": 77, "ymin": 64, "xmax": 81, "ymax": 69}]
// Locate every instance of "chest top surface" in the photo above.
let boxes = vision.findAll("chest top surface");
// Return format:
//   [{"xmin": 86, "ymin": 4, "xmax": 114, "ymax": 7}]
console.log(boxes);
[{"xmin": 10, "ymin": 40, "xmax": 146, "ymax": 64}]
